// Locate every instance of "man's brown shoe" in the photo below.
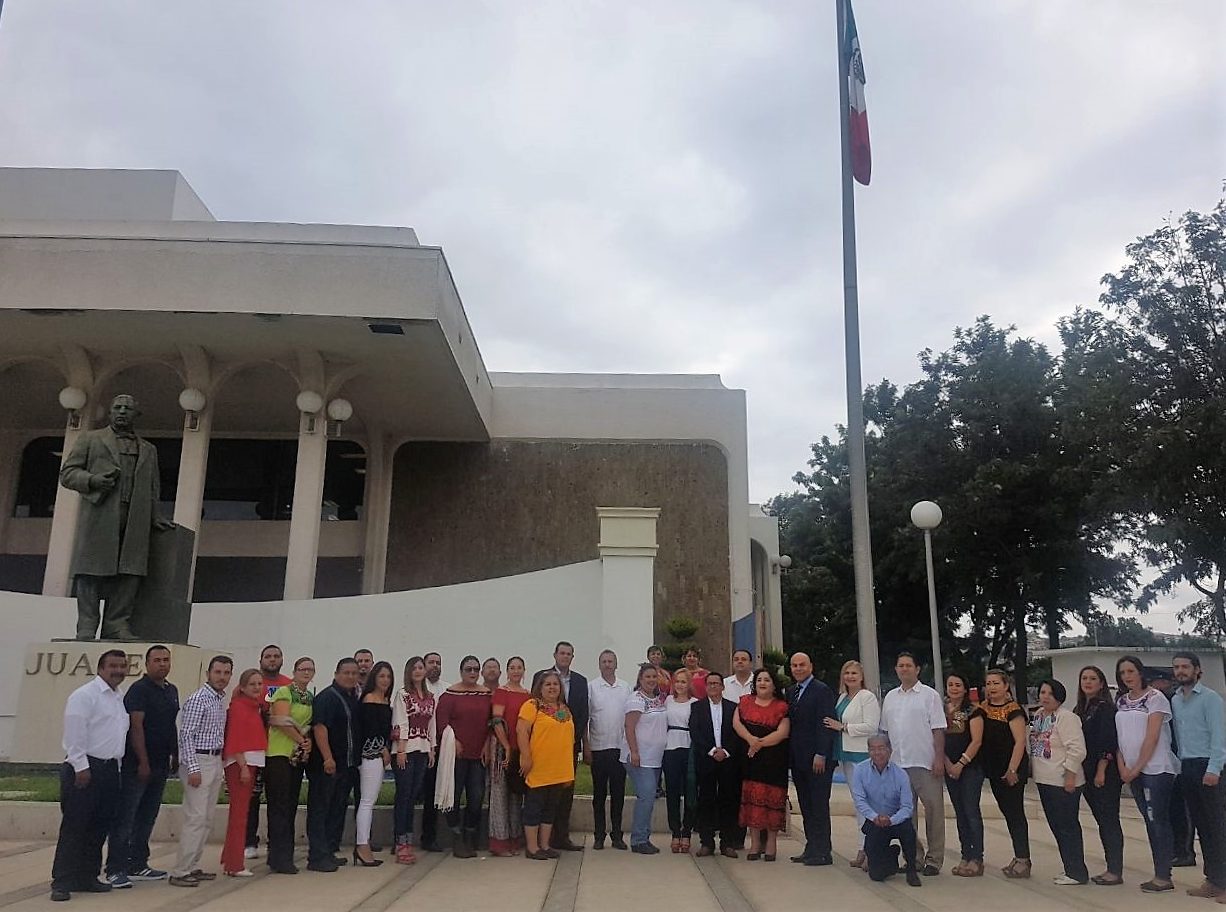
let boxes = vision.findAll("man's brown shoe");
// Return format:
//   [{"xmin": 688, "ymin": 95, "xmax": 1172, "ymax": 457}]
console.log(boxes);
[
  {"xmin": 695, "ymin": 845, "xmax": 715, "ymax": 857},
  {"xmin": 1188, "ymin": 880, "xmax": 1223, "ymax": 899}
]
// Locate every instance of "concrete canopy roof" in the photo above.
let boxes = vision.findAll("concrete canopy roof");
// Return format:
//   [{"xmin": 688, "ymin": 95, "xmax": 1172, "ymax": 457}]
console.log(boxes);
[{"xmin": 0, "ymin": 221, "xmax": 490, "ymax": 441}]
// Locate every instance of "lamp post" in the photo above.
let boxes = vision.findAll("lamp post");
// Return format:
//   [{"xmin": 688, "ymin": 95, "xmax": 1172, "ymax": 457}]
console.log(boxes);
[{"xmin": 910, "ymin": 500, "xmax": 944, "ymax": 689}]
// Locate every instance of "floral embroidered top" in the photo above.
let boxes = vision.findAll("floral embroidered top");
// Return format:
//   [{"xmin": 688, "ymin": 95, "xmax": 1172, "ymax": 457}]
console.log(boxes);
[{"xmin": 391, "ymin": 687, "xmax": 437, "ymax": 755}]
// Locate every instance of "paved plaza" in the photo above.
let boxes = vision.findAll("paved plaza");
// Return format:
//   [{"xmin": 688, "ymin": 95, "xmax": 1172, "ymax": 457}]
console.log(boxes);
[{"xmin": 0, "ymin": 800, "xmax": 1208, "ymax": 912}]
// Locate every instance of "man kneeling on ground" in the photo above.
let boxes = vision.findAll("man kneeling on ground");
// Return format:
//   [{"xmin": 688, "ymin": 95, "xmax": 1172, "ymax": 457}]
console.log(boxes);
[{"xmin": 851, "ymin": 734, "xmax": 922, "ymax": 887}]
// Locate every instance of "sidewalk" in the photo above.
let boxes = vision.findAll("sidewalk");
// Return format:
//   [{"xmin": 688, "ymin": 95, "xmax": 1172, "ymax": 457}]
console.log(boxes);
[{"xmin": 0, "ymin": 805, "xmax": 1207, "ymax": 911}]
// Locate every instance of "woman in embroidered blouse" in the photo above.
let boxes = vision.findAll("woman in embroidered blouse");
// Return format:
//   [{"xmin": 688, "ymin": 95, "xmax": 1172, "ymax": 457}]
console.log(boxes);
[
  {"xmin": 436, "ymin": 656, "xmax": 493, "ymax": 859},
  {"xmin": 354, "ymin": 661, "xmax": 393, "ymax": 867},
  {"xmin": 1074, "ymin": 665, "xmax": 1123, "ymax": 885},
  {"xmin": 517, "ymin": 670, "xmax": 576, "ymax": 860},
  {"xmin": 221, "ymin": 669, "xmax": 268, "ymax": 877},
  {"xmin": 265, "ymin": 657, "xmax": 314, "ymax": 875},
  {"xmin": 391, "ymin": 657, "xmax": 435, "ymax": 864},
  {"xmin": 624, "ymin": 663, "xmax": 669, "ymax": 854},
  {"xmin": 1115, "ymin": 655, "xmax": 1181, "ymax": 893},
  {"xmin": 733, "ymin": 669, "xmax": 790, "ymax": 862},
  {"xmin": 662, "ymin": 668, "xmax": 697, "ymax": 853},
  {"xmin": 979, "ymin": 668, "xmax": 1031, "ymax": 879},
  {"xmin": 822, "ymin": 659, "xmax": 880, "ymax": 870},
  {"xmin": 489, "ymin": 656, "xmax": 531, "ymax": 856},
  {"xmin": 1029, "ymin": 679, "xmax": 1089, "ymax": 885},
  {"xmin": 944, "ymin": 673, "xmax": 985, "ymax": 877}
]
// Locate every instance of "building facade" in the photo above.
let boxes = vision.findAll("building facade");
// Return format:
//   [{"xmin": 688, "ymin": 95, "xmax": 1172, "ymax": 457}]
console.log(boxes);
[{"xmin": 0, "ymin": 168, "xmax": 782, "ymax": 756}]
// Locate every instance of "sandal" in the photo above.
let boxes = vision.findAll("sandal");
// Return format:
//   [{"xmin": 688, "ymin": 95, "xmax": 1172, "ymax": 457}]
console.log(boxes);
[
  {"xmin": 395, "ymin": 844, "xmax": 415, "ymax": 865},
  {"xmin": 957, "ymin": 860, "xmax": 984, "ymax": 877},
  {"xmin": 671, "ymin": 838, "xmax": 682, "ymax": 854},
  {"xmin": 680, "ymin": 838, "xmax": 691, "ymax": 854},
  {"xmin": 1002, "ymin": 858, "xmax": 1032, "ymax": 879}
]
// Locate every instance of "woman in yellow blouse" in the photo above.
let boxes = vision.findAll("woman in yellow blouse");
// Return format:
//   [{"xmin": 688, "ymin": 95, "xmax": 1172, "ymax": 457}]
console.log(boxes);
[{"xmin": 516, "ymin": 671, "xmax": 576, "ymax": 860}]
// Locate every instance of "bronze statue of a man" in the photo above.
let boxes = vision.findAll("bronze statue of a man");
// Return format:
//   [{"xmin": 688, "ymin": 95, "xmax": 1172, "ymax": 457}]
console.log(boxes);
[{"xmin": 59, "ymin": 394, "xmax": 173, "ymax": 640}]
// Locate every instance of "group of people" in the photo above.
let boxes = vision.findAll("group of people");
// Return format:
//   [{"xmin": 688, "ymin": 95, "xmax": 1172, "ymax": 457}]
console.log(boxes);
[{"xmin": 48, "ymin": 639, "xmax": 1225, "ymax": 903}]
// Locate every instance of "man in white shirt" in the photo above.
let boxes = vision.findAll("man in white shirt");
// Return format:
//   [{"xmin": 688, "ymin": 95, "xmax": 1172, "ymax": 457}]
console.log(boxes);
[
  {"xmin": 419, "ymin": 652, "xmax": 448, "ymax": 852},
  {"xmin": 879, "ymin": 652, "xmax": 947, "ymax": 875},
  {"xmin": 724, "ymin": 649, "xmax": 756, "ymax": 702},
  {"xmin": 690, "ymin": 673, "xmax": 745, "ymax": 857},
  {"xmin": 585, "ymin": 650, "xmax": 631, "ymax": 849},
  {"xmin": 51, "ymin": 649, "xmax": 131, "ymax": 902}
]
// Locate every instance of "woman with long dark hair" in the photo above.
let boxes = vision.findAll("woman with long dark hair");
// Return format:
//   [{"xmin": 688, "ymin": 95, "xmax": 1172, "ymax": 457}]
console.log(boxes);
[
  {"xmin": 517, "ymin": 670, "xmax": 576, "ymax": 860},
  {"xmin": 978, "ymin": 668, "xmax": 1031, "ymax": 878},
  {"xmin": 1115, "ymin": 655, "xmax": 1181, "ymax": 893},
  {"xmin": 391, "ymin": 657, "xmax": 435, "ymax": 864},
  {"xmin": 1074, "ymin": 665, "xmax": 1123, "ymax": 885},
  {"xmin": 733, "ymin": 669, "xmax": 791, "ymax": 861},
  {"xmin": 944, "ymin": 672, "xmax": 985, "ymax": 877},
  {"xmin": 354, "ymin": 661, "xmax": 393, "ymax": 867},
  {"xmin": 436, "ymin": 656, "xmax": 493, "ymax": 858},
  {"xmin": 489, "ymin": 656, "xmax": 531, "ymax": 856}
]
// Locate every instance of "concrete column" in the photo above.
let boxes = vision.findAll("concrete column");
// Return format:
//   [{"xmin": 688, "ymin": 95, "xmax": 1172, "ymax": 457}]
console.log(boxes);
[
  {"xmin": 597, "ymin": 506, "xmax": 660, "ymax": 661},
  {"xmin": 42, "ymin": 420, "xmax": 91, "ymax": 597},
  {"xmin": 283, "ymin": 412, "xmax": 327, "ymax": 600},
  {"xmin": 173, "ymin": 406, "xmax": 212, "ymax": 532},
  {"xmin": 360, "ymin": 431, "xmax": 392, "ymax": 595}
]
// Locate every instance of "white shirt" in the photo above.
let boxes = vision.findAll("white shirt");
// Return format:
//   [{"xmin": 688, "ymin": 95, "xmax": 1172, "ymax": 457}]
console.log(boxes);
[
  {"xmin": 880, "ymin": 681, "xmax": 946, "ymax": 769},
  {"xmin": 426, "ymin": 678, "xmax": 450, "ymax": 697},
  {"xmin": 708, "ymin": 699, "xmax": 725, "ymax": 755},
  {"xmin": 724, "ymin": 674, "xmax": 755, "ymax": 703},
  {"xmin": 588, "ymin": 676, "xmax": 632, "ymax": 751},
  {"xmin": 553, "ymin": 666, "xmax": 572, "ymax": 701},
  {"xmin": 63, "ymin": 676, "xmax": 129, "ymax": 772},
  {"xmin": 665, "ymin": 696, "xmax": 696, "ymax": 750}
]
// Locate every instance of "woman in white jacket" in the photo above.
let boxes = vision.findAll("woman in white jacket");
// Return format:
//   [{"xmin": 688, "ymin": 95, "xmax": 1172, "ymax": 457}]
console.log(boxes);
[
  {"xmin": 823, "ymin": 660, "xmax": 880, "ymax": 870},
  {"xmin": 1029, "ymin": 678, "xmax": 1088, "ymax": 886}
]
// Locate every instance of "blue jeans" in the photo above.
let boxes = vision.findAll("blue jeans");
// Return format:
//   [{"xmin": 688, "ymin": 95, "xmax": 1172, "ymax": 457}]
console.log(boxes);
[
  {"xmin": 945, "ymin": 763, "xmax": 985, "ymax": 862},
  {"xmin": 1132, "ymin": 772, "xmax": 1175, "ymax": 881},
  {"xmin": 625, "ymin": 763, "xmax": 661, "ymax": 846},
  {"xmin": 446, "ymin": 758, "xmax": 486, "ymax": 834},
  {"xmin": 393, "ymin": 752, "xmax": 429, "ymax": 844},
  {"xmin": 106, "ymin": 765, "xmax": 168, "ymax": 875}
]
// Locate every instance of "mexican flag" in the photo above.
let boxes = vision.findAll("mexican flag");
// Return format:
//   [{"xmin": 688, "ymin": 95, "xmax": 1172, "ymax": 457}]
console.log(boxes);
[{"xmin": 845, "ymin": 0, "xmax": 871, "ymax": 186}]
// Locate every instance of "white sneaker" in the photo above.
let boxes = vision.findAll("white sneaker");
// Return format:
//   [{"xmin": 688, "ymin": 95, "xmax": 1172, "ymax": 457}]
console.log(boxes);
[
  {"xmin": 225, "ymin": 869, "xmax": 255, "ymax": 877},
  {"xmin": 1053, "ymin": 874, "xmax": 1084, "ymax": 885},
  {"xmin": 243, "ymin": 846, "xmax": 260, "ymax": 859}
]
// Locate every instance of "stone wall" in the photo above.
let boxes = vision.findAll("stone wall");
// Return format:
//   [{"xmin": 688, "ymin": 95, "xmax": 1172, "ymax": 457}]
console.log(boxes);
[{"xmin": 386, "ymin": 440, "xmax": 731, "ymax": 662}]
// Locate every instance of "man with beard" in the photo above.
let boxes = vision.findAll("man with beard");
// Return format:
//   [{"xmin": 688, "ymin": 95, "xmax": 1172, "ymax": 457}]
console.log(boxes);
[{"xmin": 1171, "ymin": 652, "xmax": 1226, "ymax": 900}]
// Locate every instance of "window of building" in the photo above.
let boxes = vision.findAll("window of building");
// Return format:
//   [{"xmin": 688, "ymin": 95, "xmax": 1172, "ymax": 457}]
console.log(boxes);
[{"xmin": 12, "ymin": 436, "xmax": 178, "ymax": 518}]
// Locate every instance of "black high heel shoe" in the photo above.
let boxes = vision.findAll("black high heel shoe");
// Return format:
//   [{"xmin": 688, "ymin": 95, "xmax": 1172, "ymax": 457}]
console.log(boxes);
[{"xmin": 352, "ymin": 848, "xmax": 384, "ymax": 867}]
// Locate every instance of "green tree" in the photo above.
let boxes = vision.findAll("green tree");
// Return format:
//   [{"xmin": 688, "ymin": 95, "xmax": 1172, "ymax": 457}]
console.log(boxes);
[{"xmin": 1067, "ymin": 198, "xmax": 1226, "ymax": 636}]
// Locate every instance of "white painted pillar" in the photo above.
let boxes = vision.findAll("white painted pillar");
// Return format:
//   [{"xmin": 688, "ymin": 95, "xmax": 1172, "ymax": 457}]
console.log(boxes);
[
  {"xmin": 283, "ymin": 413, "xmax": 327, "ymax": 600},
  {"xmin": 42, "ymin": 420, "xmax": 91, "ymax": 596},
  {"xmin": 173, "ymin": 406, "xmax": 212, "ymax": 532},
  {"xmin": 360, "ymin": 431, "xmax": 392, "ymax": 595},
  {"xmin": 597, "ymin": 506, "xmax": 660, "ymax": 661}
]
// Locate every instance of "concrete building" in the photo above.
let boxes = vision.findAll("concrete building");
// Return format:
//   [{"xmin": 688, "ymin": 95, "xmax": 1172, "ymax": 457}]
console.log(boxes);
[{"xmin": 0, "ymin": 168, "xmax": 783, "ymax": 757}]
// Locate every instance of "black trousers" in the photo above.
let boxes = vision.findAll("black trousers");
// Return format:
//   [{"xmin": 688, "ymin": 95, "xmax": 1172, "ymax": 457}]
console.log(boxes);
[
  {"xmin": 988, "ymin": 775, "xmax": 1031, "ymax": 858},
  {"xmin": 1038, "ymin": 784, "xmax": 1088, "ymax": 883},
  {"xmin": 105, "ymin": 763, "xmax": 167, "ymax": 875},
  {"xmin": 53, "ymin": 758, "xmax": 120, "ymax": 890},
  {"xmin": 863, "ymin": 818, "xmax": 917, "ymax": 881},
  {"xmin": 662, "ymin": 747, "xmax": 695, "ymax": 839},
  {"xmin": 1170, "ymin": 769, "xmax": 1196, "ymax": 859},
  {"xmin": 264, "ymin": 757, "xmax": 304, "ymax": 870},
  {"xmin": 696, "ymin": 758, "xmax": 741, "ymax": 848},
  {"xmin": 1083, "ymin": 771, "xmax": 1124, "ymax": 877},
  {"xmin": 306, "ymin": 765, "xmax": 355, "ymax": 864},
  {"xmin": 1183, "ymin": 758, "xmax": 1226, "ymax": 888},
  {"xmin": 590, "ymin": 749, "xmax": 626, "ymax": 840},
  {"xmin": 550, "ymin": 752, "xmax": 577, "ymax": 848},
  {"xmin": 791, "ymin": 762, "xmax": 833, "ymax": 861}
]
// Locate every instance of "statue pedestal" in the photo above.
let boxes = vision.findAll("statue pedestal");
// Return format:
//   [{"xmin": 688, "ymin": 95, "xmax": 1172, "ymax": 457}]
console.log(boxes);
[
  {"xmin": 131, "ymin": 524, "xmax": 196, "ymax": 643},
  {"xmin": 11, "ymin": 642, "xmax": 207, "ymax": 763}
]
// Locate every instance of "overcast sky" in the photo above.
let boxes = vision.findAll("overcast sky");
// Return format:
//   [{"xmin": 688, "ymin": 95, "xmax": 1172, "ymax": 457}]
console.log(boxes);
[{"xmin": 2, "ymin": 1, "xmax": 1222, "ymax": 630}]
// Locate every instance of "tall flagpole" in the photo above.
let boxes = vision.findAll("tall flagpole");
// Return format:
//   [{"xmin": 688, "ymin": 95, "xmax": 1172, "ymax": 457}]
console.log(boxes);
[{"xmin": 835, "ymin": 0, "xmax": 880, "ymax": 694}]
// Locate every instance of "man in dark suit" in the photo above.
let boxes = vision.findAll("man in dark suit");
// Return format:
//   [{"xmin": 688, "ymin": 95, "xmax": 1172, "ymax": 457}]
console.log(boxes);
[
  {"xmin": 550, "ymin": 641, "xmax": 588, "ymax": 851},
  {"xmin": 689, "ymin": 672, "xmax": 745, "ymax": 857},
  {"xmin": 786, "ymin": 652, "xmax": 837, "ymax": 865}
]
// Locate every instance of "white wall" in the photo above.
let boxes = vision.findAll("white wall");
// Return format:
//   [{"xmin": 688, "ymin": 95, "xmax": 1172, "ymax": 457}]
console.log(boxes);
[{"xmin": 0, "ymin": 168, "xmax": 214, "ymax": 222}]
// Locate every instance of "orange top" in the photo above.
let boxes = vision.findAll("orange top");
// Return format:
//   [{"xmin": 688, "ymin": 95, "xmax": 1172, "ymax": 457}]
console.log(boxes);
[{"xmin": 518, "ymin": 699, "xmax": 576, "ymax": 789}]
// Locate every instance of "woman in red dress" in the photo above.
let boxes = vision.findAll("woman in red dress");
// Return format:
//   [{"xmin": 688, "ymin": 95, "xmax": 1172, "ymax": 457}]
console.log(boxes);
[{"xmin": 732, "ymin": 669, "xmax": 791, "ymax": 861}]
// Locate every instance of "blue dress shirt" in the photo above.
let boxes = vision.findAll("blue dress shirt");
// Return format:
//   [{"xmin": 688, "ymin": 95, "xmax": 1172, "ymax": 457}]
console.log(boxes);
[
  {"xmin": 1171, "ymin": 682, "xmax": 1226, "ymax": 776},
  {"xmin": 851, "ymin": 758, "xmax": 914, "ymax": 825}
]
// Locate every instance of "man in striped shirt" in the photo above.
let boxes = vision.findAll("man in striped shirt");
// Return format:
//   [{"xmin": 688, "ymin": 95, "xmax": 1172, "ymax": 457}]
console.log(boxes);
[{"xmin": 169, "ymin": 656, "xmax": 232, "ymax": 888}]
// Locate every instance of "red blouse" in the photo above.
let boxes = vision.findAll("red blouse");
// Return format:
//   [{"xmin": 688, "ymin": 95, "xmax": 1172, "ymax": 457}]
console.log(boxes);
[
  {"xmin": 224, "ymin": 693, "xmax": 268, "ymax": 755},
  {"xmin": 437, "ymin": 689, "xmax": 492, "ymax": 760},
  {"xmin": 492, "ymin": 687, "xmax": 532, "ymax": 752}
]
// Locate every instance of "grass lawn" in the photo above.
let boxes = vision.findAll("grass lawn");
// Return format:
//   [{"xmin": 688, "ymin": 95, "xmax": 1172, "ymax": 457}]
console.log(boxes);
[{"xmin": 0, "ymin": 763, "xmax": 597, "ymax": 804}]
